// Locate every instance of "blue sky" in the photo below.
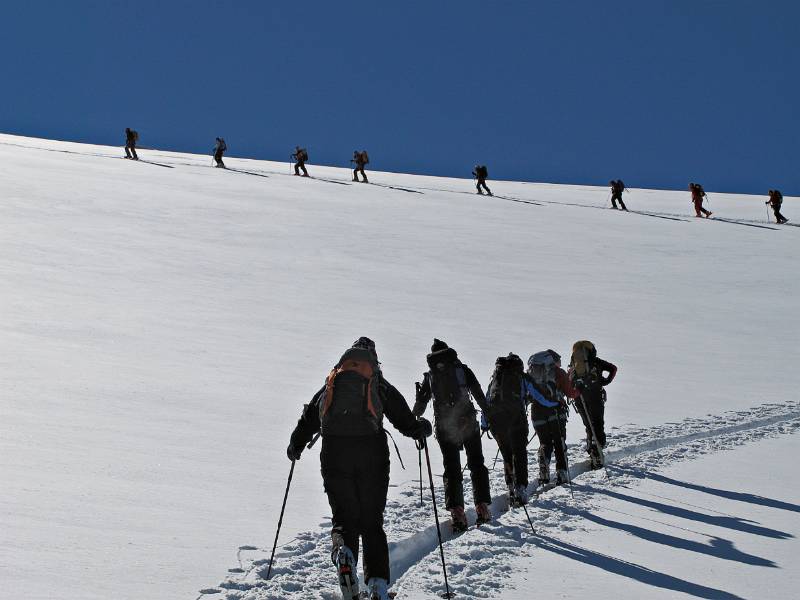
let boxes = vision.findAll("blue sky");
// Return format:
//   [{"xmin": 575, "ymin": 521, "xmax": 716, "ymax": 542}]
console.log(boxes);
[{"xmin": 2, "ymin": 1, "xmax": 796, "ymax": 194}]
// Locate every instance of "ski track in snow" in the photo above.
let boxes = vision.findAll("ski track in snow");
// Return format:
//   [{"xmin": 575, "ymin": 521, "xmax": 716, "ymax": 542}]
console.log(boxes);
[{"xmin": 200, "ymin": 401, "xmax": 800, "ymax": 599}]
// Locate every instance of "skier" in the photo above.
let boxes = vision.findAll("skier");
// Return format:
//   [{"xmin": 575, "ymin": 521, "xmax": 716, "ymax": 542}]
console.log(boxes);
[
  {"xmin": 124, "ymin": 127, "xmax": 138, "ymax": 160},
  {"xmin": 766, "ymin": 189, "xmax": 788, "ymax": 224},
  {"xmin": 413, "ymin": 339, "xmax": 492, "ymax": 532},
  {"xmin": 213, "ymin": 137, "xmax": 227, "ymax": 168},
  {"xmin": 472, "ymin": 165, "xmax": 492, "ymax": 196},
  {"xmin": 689, "ymin": 182, "xmax": 712, "ymax": 218},
  {"xmin": 286, "ymin": 337, "xmax": 432, "ymax": 600},
  {"xmin": 527, "ymin": 351, "xmax": 578, "ymax": 486},
  {"xmin": 484, "ymin": 353, "xmax": 532, "ymax": 506},
  {"xmin": 569, "ymin": 341, "xmax": 617, "ymax": 469},
  {"xmin": 292, "ymin": 146, "xmax": 309, "ymax": 177},
  {"xmin": 351, "ymin": 150, "xmax": 369, "ymax": 183},
  {"xmin": 609, "ymin": 179, "xmax": 628, "ymax": 211}
]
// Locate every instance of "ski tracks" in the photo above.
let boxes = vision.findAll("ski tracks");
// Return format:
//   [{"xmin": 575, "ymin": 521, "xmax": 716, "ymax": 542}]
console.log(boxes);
[{"xmin": 203, "ymin": 401, "xmax": 800, "ymax": 599}]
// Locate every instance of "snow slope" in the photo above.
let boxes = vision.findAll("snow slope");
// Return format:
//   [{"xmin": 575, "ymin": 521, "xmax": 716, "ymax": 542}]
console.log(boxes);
[{"xmin": 0, "ymin": 134, "xmax": 796, "ymax": 600}]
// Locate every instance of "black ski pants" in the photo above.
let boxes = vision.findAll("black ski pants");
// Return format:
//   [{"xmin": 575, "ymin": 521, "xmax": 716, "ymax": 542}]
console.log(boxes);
[
  {"xmin": 773, "ymin": 208, "xmax": 787, "ymax": 223},
  {"xmin": 476, "ymin": 178, "xmax": 492, "ymax": 195},
  {"xmin": 576, "ymin": 392, "xmax": 606, "ymax": 451},
  {"xmin": 611, "ymin": 192, "xmax": 627, "ymax": 210},
  {"xmin": 534, "ymin": 416, "xmax": 567, "ymax": 472},
  {"xmin": 436, "ymin": 421, "xmax": 491, "ymax": 509},
  {"xmin": 320, "ymin": 434, "xmax": 390, "ymax": 583},
  {"xmin": 125, "ymin": 142, "xmax": 138, "ymax": 160},
  {"xmin": 295, "ymin": 160, "xmax": 308, "ymax": 176},
  {"xmin": 353, "ymin": 164, "xmax": 368, "ymax": 182},
  {"xmin": 490, "ymin": 412, "xmax": 529, "ymax": 489},
  {"xmin": 214, "ymin": 149, "xmax": 225, "ymax": 167}
]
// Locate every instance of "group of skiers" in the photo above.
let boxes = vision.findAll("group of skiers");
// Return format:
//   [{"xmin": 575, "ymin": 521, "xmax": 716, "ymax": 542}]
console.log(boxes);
[
  {"xmin": 285, "ymin": 336, "xmax": 617, "ymax": 600},
  {"xmin": 122, "ymin": 129, "xmax": 790, "ymax": 224}
]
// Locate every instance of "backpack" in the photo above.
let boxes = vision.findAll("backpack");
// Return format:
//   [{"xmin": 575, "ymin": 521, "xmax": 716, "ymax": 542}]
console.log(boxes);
[
  {"xmin": 319, "ymin": 347, "xmax": 383, "ymax": 436},
  {"xmin": 132, "ymin": 130, "xmax": 139, "ymax": 142},
  {"xmin": 300, "ymin": 148, "xmax": 308, "ymax": 161},
  {"xmin": 475, "ymin": 165, "xmax": 488, "ymax": 179},
  {"xmin": 570, "ymin": 340, "xmax": 599, "ymax": 384},
  {"xmin": 219, "ymin": 139, "xmax": 227, "ymax": 152},
  {"xmin": 617, "ymin": 180, "xmax": 625, "ymax": 192},
  {"xmin": 527, "ymin": 351, "xmax": 558, "ymax": 398},
  {"xmin": 426, "ymin": 348, "xmax": 471, "ymax": 410},
  {"xmin": 487, "ymin": 353, "xmax": 525, "ymax": 417}
]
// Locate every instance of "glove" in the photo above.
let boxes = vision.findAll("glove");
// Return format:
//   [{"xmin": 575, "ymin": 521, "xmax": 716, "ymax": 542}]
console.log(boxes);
[
  {"xmin": 286, "ymin": 443, "xmax": 302, "ymax": 462},
  {"xmin": 413, "ymin": 417, "xmax": 432, "ymax": 441},
  {"xmin": 480, "ymin": 412, "xmax": 490, "ymax": 433},
  {"xmin": 412, "ymin": 400, "xmax": 426, "ymax": 418}
]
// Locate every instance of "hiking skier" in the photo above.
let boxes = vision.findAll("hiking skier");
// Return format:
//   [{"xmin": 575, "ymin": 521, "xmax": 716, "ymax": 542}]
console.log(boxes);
[
  {"xmin": 527, "ymin": 350, "xmax": 578, "ymax": 486},
  {"xmin": 213, "ymin": 137, "xmax": 227, "ymax": 168},
  {"xmin": 472, "ymin": 165, "xmax": 492, "ymax": 196},
  {"xmin": 286, "ymin": 337, "xmax": 432, "ymax": 600},
  {"xmin": 413, "ymin": 339, "xmax": 492, "ymax": 532},
  {"xmin": 569, "ymin": 341, "xmax": 617, "ymax": 469},
  {"xmin": 292, "ymin": 146, "xmax": 309, "ymax": 177},
  {"xmin": 609, "ymin": 179, "xmax": 628, "ymax": 211},
  {"xmin": 124, "ymin": 127, "xmax": 138, "ymax": 160},
  {"xmin": 351, "ymin": 150, "xmax": 369, "ymax": 183},
  {"xmin": 689, "ymin": 182, "xmax": 712, "ymax": 218},
  {"xmin": 767, "ymin": 189, "xmax": 788, "ymax": 224},
  {"xmin": 484, "ymin": 353, "xmax": 535, "ymax": 506}
]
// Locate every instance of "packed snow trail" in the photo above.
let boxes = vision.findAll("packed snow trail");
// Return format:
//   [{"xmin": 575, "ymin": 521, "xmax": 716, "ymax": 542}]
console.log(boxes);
[{"xmin": 205, "ymin": 401, "xmax": 799, "ymax": 599}]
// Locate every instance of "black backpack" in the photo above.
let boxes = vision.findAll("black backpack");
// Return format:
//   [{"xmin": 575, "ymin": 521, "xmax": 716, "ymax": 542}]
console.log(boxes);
[
  {"xmin": 427, "ymin": 347, "xmax": 477, "ymax": 441},
  {"xmin": 487, "ymin": 354, "xmax": 525, "ymax": 421},
  {"xmin": 475, "ymin": 165, "xmax": 488, "ymax": 179},
  {"xmin": 617, "ymin": 180, "xmax": 625, "ymax": 193},
  {"xmin": 319, "ymin": 347, "xmax": 383, "ymax": 436}
]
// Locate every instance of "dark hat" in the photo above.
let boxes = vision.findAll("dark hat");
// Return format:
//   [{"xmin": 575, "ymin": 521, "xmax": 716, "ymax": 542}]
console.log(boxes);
[
  {"xmin": 352, "ymin": 336, "xmax": 375, "ymax": 351},
  {"xmin": 431, "ymin": 338, "xmax": 449, "ymax": 353}
]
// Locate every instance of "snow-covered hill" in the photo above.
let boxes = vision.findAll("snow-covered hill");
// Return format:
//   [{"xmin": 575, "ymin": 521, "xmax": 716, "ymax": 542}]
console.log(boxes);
[{"xmin": 0, "ymin": 134, "xmax": 797, "ymax": 600}]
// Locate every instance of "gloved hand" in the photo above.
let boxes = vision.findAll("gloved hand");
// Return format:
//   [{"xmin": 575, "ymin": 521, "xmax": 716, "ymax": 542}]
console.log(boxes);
[
  {"xmin": 286, "ymin": 443, "xmax": 303, "ymax": 462},
  {"xmin": 413, "ymin": 417, "xmax": 432, "ymax": 441},
  {"xmin": 412, "ymin": 400, "xmax": 426, "ymax": 418},
  {"xmin": 480, "ymin": 412, "xmax": 490, "ymax": 433}
]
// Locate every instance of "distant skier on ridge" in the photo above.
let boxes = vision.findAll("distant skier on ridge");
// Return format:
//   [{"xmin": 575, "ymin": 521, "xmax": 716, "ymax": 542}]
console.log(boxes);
[
  {"xmin": 213, "ymin": 137, "xmax": 227, "ymax": 168},
  {"xmin": 286, "ymin": 337, "xmax": 432, "ymax": 600},
  {"xmin": 352, "ymin": 150, "xmax": 369, "ymax": 183},
  {"xmin": 609, "ymin": 179, "xmax": 628, "ymax": 211},
  {"xmin": 767, "ymin": 189, "xmax": 788, "ymax": 224},
  {"xmin": 413, "ymin": 339, "xmax": 493, "ymax": 532},
  {"xmin": 292, "ymin": 146, "xmax": 309, "ymax": 177},
  {"xmin": 124, "ymin": 127, "xmax": 139, "ymax": 160},
  {"xmin": 472, "ymin": 164, "xmax": 492, "ymax": 196},
  {"xmin": 689, "ymin": 182, "xmax": 712, "ymax": 218}
]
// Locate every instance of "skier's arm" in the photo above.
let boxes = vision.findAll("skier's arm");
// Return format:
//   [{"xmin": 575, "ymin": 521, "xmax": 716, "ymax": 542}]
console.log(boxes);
[
  {"xmin": 382, "ymin": 378, "xmax": 431, "ymax": 439},
  {"xmin": 556, "ymin": 367, "xmax": 580, "ymax": 399},
  {"xmin": 412, "ymin": 373, "xmax": 432, "ymax": 417},
  {"xmin": 596, "ymin": 358, "xmax": 618, "ymax": 386},
  {"xmin": 288, "ymin": 386, "xmax": 324, "ymax": 457},
  {"xmin": 524, "ymin": 377, "xmax": 560, "ymax": 408},
  {"xmin": 464, "ymin": 366, "xmax": 488, "ymax": 412}
]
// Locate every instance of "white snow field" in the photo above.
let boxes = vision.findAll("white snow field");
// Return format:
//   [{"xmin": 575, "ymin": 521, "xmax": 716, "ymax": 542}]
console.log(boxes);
[{"xmin": 0, "ymin": 133, "xmax": 797, "ymax": 600}]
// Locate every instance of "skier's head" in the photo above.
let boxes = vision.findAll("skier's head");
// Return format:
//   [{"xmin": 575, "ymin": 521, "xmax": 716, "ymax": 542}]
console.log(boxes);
[
  {"xmin": 125, "ymin": 127, "xmax": 131, "ymax": 133},
  {"xmin": 352, "ymin": 336, "xmax": 377, "ymax": 361},
  {"xmin": 431, "ymin": 338, "xmax": 449, "ymax": 353}
]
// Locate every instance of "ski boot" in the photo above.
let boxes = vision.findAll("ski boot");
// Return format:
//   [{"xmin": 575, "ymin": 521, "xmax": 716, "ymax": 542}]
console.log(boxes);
[
  {"xmin": 477, "ymin": 190, "xmax": 484, "ymax": 195},
  {"xmin": 538, "ymin": 462, "xmax": 550, "ymax": 486},
  {"xmin": 331, "ymin": 536, "xmax": 360, "ymax": 600},
  {"xmin": 449, "ymin": 506, "xmax": 468, "ymax": 532},
  {"xmin": 589, "ymin": 445, "xmax": 604, "ymax": 470},
  {"xmin": 510, "ymin": 485, "xmax": 529, "ymax": 508},
  {"xmin": 556, "ymin": 469, "xmax": 569, "ymax": 485},
  {"xmin": 366, "ymin": 577, "xmax": 390, "ymax": 600},
  {"xmin": 475, "ymin": 502, "xmax": 492, "ymax": 525}
]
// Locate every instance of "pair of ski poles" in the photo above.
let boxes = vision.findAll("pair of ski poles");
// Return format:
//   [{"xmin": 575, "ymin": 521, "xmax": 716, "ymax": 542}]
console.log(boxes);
[{"xmin": 267, "ymin": 435, "xmax": 455, "ymax": 599}]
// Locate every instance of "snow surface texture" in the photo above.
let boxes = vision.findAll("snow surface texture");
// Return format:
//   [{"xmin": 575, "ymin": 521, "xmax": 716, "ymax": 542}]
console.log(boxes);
[{"xmin": 0, "ymin": 134, "xmax": 797, "ymax": 600}]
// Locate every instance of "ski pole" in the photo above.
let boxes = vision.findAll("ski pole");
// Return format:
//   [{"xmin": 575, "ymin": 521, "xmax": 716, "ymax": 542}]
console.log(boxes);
[
  {"xmin": 557, "ymin": 412, "xmax": 574, "ymax": 499},
  {"xmin": 265, "ymin": 459, "xmax": 295, "ymax": 580},
  {"xmin": 419, "ymin": 438, "xmax": 455, "ymax": 599},
  {"xmin": 578, "ymin": 395, "xmax": 609, "ymax": 479},
  {"xmin": 521, "ymin": 501, "xmax": 537, "ymax": 536},
  {"xmin": 419, "ymin": 445, "xmax": 424, "ymax": 506},
  {"xmin": 462, "ymin": 429, "xmax": 488, "ymax": 475}
]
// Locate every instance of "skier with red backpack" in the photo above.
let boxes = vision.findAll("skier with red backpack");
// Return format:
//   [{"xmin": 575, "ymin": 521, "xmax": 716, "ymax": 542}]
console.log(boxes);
[
  {"xmin": 286, "ymin": 337, "xmax": 432, "ymax": 600},
  {"xmin": 569, "ymin": 341, "xmax": 617, "ymax": 469},
  {"xmin": 413, "ymin": 339, "xmax": 492, "ymax": 532}
]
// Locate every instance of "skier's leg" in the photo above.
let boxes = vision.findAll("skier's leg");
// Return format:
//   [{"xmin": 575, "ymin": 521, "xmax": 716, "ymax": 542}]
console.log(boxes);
[
  {"xmin": 300, "ymin": 162, "xmax": 308, "ymax": 176},
  {"xmin": 357, "ymin": 437, "xmax": 391, "ymax": 585},
  {"xmin": 353, "ymin": 168, "xmax": 359, "ymax": 182},
  {"xmin": 437, "ymin": 433, "xmax": 464, "ymax": 510},
  {"xmin": 590, "ymin": 398, "xmax": 607, "ymax": 448},
  {"xmin": 512, "ymin": 422, "xmax": 529, "ymax": 489},
  {"xmin": 575, "ymin": 399, "xmax": 593, "ymax": 454},
  {"xmin": 618, "ymin": 195, "xmax": 627, "ymax": 211},
  {"xmin": 463, "ymin": 422, "xmax": 491, "ymax": 505},
  {"xmin": 361, "ymin": 167, "xmax": 368, "ymax": 183},
  {"xmin": 131, "ymin": 144, "xmax": 138, "ymax": 160},
  {"xmin": 125, "ymin": 144, "xmax": 132, "ymax": 159},
  {"xmin": 321, "ymin": 439, "xmax": 362, "ymax": 584},
  {"xmin": 551, "ymin": 420, "xmax": 568, "ymax": 472},
  {"xmin": 294, "ymin": 162, "xmax": 301, "ymax": 175}
]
